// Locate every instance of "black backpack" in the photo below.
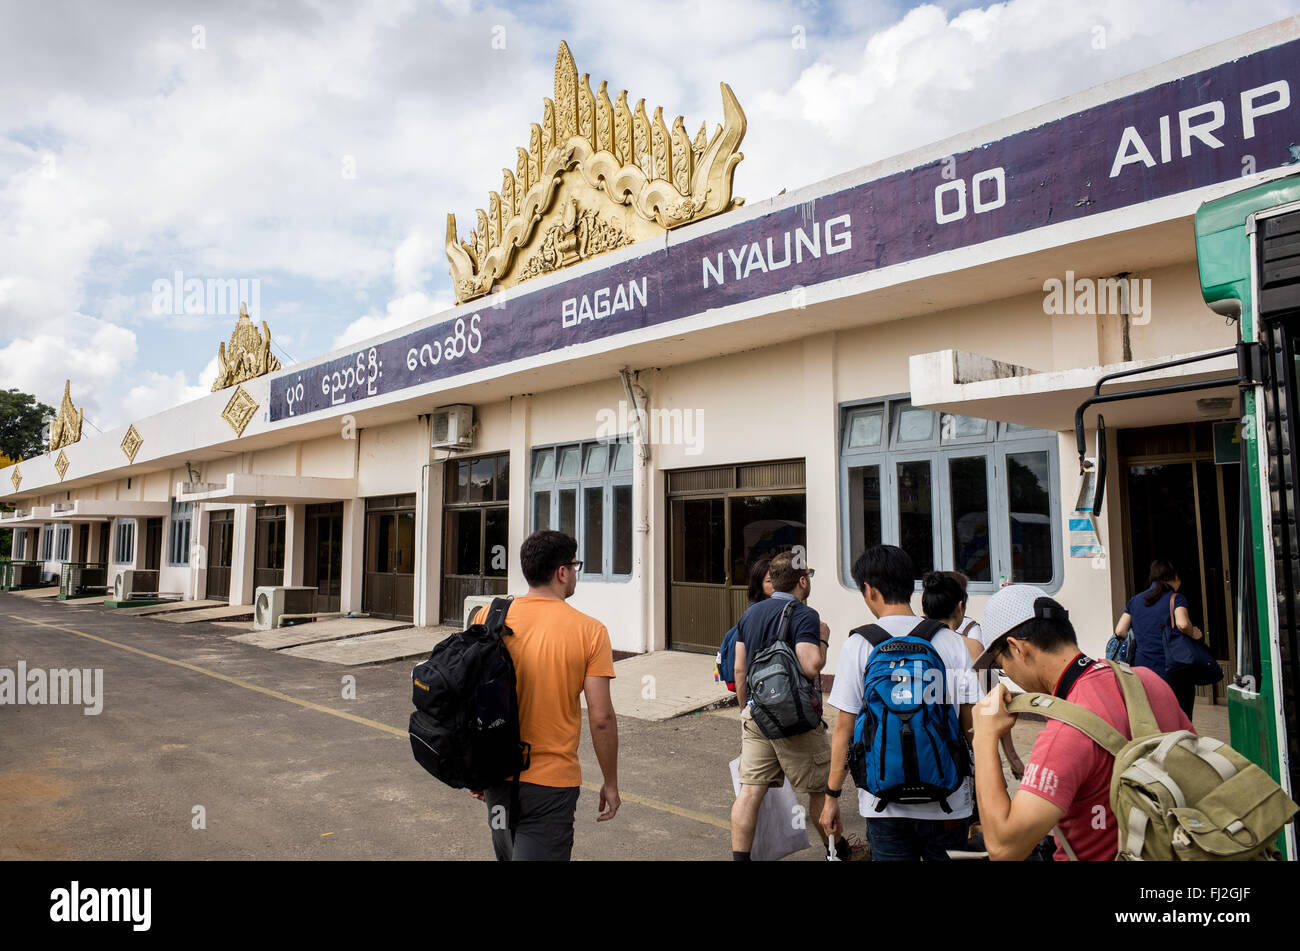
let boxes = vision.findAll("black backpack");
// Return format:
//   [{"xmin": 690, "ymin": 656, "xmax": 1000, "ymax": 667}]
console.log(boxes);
[
  {"xmin": 409, "ymin": 596, "xmax": 530, "ymax": 790},
  {"xmin": 746, "ymin": 600, "xmax": 824, "ymax": 739}
]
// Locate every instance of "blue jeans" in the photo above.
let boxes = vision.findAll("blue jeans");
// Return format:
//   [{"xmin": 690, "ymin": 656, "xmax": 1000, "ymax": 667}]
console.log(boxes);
[{"xmin": 866, "ymin": 816, "xmax": 971, "ymax": 861}]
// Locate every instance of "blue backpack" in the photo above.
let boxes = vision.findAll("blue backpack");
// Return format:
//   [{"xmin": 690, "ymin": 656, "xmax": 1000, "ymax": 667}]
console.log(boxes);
[
  {"xmin": 1105, "ymin": 632, "xmax": 1136, "ymax": 665},
  {"xmin": 714, "ymin": 625, "xmax": 739, "ymax": 690},
  {"xmin": 847, "ymin": 619, "xmax": 970, "ymax": 813}
]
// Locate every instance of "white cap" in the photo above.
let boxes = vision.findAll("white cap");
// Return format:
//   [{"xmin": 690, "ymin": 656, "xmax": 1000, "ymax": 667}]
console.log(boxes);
[{"xmin": 973, "ymin": 584, "xmax": 1068, "ymax": 670}]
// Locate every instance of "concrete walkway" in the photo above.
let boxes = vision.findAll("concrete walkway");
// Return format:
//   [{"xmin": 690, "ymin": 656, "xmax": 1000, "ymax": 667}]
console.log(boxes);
[
  {"xmin": 155, "ymin": 604, "xmax": 255, "ymax": 624},
  {"xmin": 279, "ymin": 625, "xmax": 457, "ymax": 665},
  {"xmin": 229, "ymin": 617, "xmax": 412, "ymax": 651},
  {"xmin": 601, "ymin": 650, "xmax": 731, "ymax": 721},
  {"xmin": 9, "ymin": 586, "xmax": 59, "ymax": 599},
  {"xmin": 113, "ymin": 599, "xmax": 224, "ymax": 617}
]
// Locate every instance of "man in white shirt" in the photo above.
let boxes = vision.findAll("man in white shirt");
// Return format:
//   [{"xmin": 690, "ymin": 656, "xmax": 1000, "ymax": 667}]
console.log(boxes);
[{"xmin": 820, "ymin": 545, "xmax": 981, "ymax": 860}]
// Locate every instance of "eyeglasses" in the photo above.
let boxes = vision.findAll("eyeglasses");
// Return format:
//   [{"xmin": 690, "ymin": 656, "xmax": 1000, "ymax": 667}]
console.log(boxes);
[
  {"xmin": 564, "ymin": 560, "xmax": 584, "ymax": 572},
  {"xmin": 989, "ymin": 639, "xmax": 1011, "ymax": 668},
  {"xmin": 803, "ymin": 568, "xmax": 816, "ymax": 578}
]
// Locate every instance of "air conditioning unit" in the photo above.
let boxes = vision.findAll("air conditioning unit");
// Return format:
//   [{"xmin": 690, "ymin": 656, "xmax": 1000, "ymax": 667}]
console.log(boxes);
[
  {"xmin": 431, "ymin": 404, "xmax": 475, "ymax": 449},
  {"xmin": 254, "ymin": 586, "xmax": 318, "ymax": 630},
  {"xmin": 113, "ymin": 569, "xmax": 160, "ymax": 601},
  {"xmin": 463, "ymin": 594, "xmax": 497, "ymax": 629}
]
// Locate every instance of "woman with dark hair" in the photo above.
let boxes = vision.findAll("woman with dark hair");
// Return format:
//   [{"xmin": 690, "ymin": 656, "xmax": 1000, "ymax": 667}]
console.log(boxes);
[
  {"xmin": 747, "ymin": 556, "xmax": 774, "ymax": 605},
  {"xmin": 1114, "ymin": 559, "xmax": 1205, "ymax": 719},
  {"xmin": 943, "ymin": 570, "xmax": 985, "ymax": 647},
  {"xmin": 920, "ymin": 571, "xmax": 982, "ymax": 664}
]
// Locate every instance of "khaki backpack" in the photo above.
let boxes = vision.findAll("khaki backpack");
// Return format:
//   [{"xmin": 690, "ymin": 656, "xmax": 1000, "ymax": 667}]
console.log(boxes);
[{"xmin": 1007, "ymin": 660, "xmax": 1298, "ymax": 861}]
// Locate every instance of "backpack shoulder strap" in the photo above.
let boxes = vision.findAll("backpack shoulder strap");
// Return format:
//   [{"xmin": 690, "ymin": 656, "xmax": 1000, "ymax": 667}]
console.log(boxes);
[
  {"xmin": 850, "ymin": 623, "xmax": 890, "ymax": 648},
  {"xmin": 1103, "ymin": 659, "xmax": 1160, "ymax": 739},
  {"xmin": 774, "ymin": 599, "xmax": 799, "ymax": 645},
  {"xmin": 484, "ymin": 595, "xmax": 514, "ymax": 636},
  {"xmin": 908, "ymin": 618, "xmax": 947, "ymax": 643},
  {"xmin": 1007, "ymin": 692, "xmax": 1129, "ymax": 757}
]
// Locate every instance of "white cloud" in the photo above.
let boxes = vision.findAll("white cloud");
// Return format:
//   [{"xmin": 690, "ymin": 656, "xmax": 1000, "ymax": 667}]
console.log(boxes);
[
  {"xmin": 333, "ymin": 291, "xmax": 452, "ymax": 350},
  {"xmin": 393, "ymin": 229, "xmax": 438, "ymax": 294},
  {"xmin": 0, "ymin": 317, "xmax": 138, "ymax": 426},
  {"xmin": 121, "ymin": 356, "xmax": 220, "ymax": 423}
]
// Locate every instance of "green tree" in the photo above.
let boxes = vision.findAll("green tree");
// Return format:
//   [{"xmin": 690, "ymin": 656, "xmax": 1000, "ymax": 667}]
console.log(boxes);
[{"xmin": 0, "ymin": 388, "xmax": 55, "ymax": 462}]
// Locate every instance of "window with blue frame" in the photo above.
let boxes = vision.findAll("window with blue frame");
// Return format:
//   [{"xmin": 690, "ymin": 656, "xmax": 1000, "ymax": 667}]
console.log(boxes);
[
  {"xmin": 531, "ymin": 438, "xmax": 635, "ymax": 579},
  {"xmin": 113, "ymin": 519, "xmax": 135, "ymax": 565},
  {"xmin": 840, "ymin": 397, "xmax": 1060, "ymax": 591},
  {"xmin": 168, "ymin": 500, "xmax": 193, "ymax": 566}
]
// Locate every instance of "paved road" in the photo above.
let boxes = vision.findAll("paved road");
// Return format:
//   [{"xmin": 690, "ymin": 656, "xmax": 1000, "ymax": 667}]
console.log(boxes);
[
  {"xmin": 0, "ymin": 592, "xmax": 772, "ymax": 861},
  {"xmin": 5, "ymin": 591, "xmax": 1148, "ymax": 862}
]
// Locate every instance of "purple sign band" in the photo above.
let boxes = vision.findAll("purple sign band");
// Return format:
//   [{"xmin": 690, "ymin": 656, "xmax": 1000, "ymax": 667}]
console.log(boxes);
[{"xmin": 270, "ymin": 36, "xmax": 1300, "ymax": 421}]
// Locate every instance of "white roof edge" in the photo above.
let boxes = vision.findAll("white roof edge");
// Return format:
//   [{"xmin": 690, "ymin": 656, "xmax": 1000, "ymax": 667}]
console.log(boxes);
[{"xmin": 911, "ymin": 347, "xmax": 1239, "ymax": 404}]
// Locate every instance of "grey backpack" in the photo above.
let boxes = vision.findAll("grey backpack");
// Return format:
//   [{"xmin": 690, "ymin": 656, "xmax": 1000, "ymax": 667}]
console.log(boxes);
[{"xmin": 746, "ymin": 601, "xmax": 823, "ymax": 739}]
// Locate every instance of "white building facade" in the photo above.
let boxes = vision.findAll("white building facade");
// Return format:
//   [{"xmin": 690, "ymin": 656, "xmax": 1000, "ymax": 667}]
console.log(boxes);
[{"xmin": 4, "ymin": 20, "xmax": 1299, "ymax": 694}]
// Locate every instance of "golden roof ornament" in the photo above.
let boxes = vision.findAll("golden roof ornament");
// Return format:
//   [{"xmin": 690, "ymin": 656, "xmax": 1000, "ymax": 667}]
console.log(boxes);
[
  {"xmin": 120, "ymin": 424, "xmax": 143, "ymax": 463},
  {"xmin": 221, "ymin": 384, "xmax": 259, "ymax": 437},
  {"xmin": 446, "ymin": 41, "xmax": 746, "ymax": 302},
  {"xmin": 48, "ymin": 380, "xmax": 84, "ymax": 451},
  {"xmin": 212, "ymin": 302, "xmax": 282, "ymax": 391}
]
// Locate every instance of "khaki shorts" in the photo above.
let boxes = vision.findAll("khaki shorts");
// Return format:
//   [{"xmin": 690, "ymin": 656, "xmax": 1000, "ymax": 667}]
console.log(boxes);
[{"xmin": 738, "ymin": 707, "xmax": 831, "ymax": 795}]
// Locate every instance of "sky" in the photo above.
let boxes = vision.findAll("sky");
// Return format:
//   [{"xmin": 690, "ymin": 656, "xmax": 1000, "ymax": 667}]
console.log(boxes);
[{"xmin": 2, "ymin": 0, "xmax": 1299, "ymax": 433}]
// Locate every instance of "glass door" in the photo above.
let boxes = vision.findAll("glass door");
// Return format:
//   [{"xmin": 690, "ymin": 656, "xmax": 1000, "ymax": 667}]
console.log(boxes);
[
  {"xmin": 205, "ymin": 511, "xmax": 234, "ymax": 600},
  {"xmin": 440, "ymin": 454, "xmax": 509, "ymax": 625},
  {"xmin": 363, "ymin": 495, "xmax": 416, "ymax": 621},
  {"xmin": 666, "ymin": 460, "xmax": 806, "ymax": 654},
  {"xmin": 253, "ymin": 506, "xmax": 286, "ymax": 589},
  {"xmin": 304, "ymin": 502, "xmax": 343, "ymax": 612}
]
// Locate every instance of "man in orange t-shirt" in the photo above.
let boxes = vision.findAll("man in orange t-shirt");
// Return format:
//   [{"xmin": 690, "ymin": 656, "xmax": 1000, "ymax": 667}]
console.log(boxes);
[{"xmin": 470, "ymin": 530, "xmax": 619, "ymax": 860}]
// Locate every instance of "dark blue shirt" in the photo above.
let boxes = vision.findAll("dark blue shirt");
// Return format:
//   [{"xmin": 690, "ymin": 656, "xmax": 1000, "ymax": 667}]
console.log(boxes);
[
  {"xmin": 1126, "ymin": 585, "xmax": 1189, "ymax": 677},
  {"xmin": 736, "ymin": 592, "xmax": 822, "ymax": 668}
]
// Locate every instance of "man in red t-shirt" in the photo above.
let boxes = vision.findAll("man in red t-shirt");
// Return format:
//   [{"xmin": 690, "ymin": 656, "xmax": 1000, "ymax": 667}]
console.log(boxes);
[{"xmin": 971, "ymin": 585, "xmax": 1194, "ymax": 861}]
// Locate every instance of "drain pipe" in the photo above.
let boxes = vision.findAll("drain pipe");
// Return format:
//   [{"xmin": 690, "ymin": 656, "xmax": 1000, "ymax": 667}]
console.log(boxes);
[
  {"xmin": 619, "ymin": 368, "xmax": 652, "ymax": 654},
  {"xmin": 1117, "ymin": 271, "xmax": 1133, "ymax": 363}
]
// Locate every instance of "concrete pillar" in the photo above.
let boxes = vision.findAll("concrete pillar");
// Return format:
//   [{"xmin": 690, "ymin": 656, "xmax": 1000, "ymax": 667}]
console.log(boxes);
[
  {"xmin": 230, "ymin": 504, "xmax": 256, "ymax": 605},
  {"xmin": 416, "ymin": 456, "xmax": 444, "ymax": 628},
  {"xmin": 340, "ymin": 498, "xmax": 365, "ymax": 614},
  {"xmin": 192, "ymin": 505, "xmax": 209, "ymax": 602},
  {"xmin": 285, "ymin": 503, "xmax": 305, "ymax": 586},
  {"xmin": 10, "ymin": 528, "xmax": 22, "ymax": 559},
  {"xmin": 507, "ymin": 395, "xmax": 532, "ymax": 594},
  {"xmin": 802, "ymin": 332, "xmax": 840, "ymax": 646}
]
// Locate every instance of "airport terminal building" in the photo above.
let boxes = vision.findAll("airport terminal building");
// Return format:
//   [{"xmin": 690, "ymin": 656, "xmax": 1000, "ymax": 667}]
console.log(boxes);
[{"xmin": 4, "ymin": 21, "xmax": 1299, "ymax": 697}]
